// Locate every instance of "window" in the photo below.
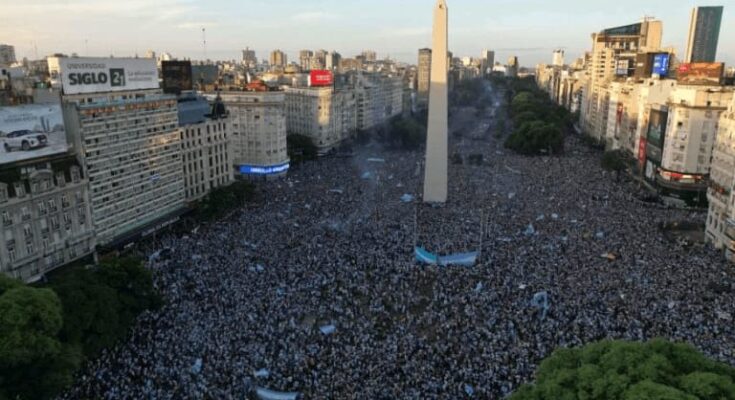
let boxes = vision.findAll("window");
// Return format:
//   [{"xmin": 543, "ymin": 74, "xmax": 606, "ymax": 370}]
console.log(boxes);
[
  {"xmin": 2, "ymin": 211, "xmax": 11, "ymax": 226},
  {"xmin": 48, "ymin": 199, "xmax": 57, "ymax": 212},
  {"xmin": 21, "ymin": 207, "xmax": 31, "ymax": 221},
  {"xmin": 8, "ymin": 247, "xmax": 16, "ymax": 262},
  {"xmin": 62, "ymin": 195, "xmax": 70, "ymax": 208}
]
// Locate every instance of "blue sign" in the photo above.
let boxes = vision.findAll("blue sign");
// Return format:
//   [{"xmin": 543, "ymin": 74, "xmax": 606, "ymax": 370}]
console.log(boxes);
[
  {"xmin": 238, "ymin": 162, "xmax": 290, "ymax": 176},
  {"xmin": 652, "ymin": 53, "xmax": 670, "ymax": 77}
]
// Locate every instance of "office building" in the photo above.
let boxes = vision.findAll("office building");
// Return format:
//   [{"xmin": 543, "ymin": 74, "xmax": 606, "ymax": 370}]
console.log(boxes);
[
  {"xmin": 685, "ymin": 6, "xmax": 724, "ymax": 63},
  {"xmin": 418, "ymin": 48, "xmax": 432, "ymax": 106},
  {"xmin": 506, "ymin": 56, "xmax": 519, "ymax": 78},
  {"xmin": 553, "ymin": 49, "xmax": 565, "ymax": 67},
  {"xmin": 270, "ymin": 50, "xmax": 287, "ymax": 69},
  {"xmin": 242, "ymin": 47, "xmax": 257, "ymax": 66},
  {"xmin": 299, "ymin": 50, "xmax": 314, "ymax": 71},
  {"xmin": 326, "ymin": 51, "xmax": 341, "ymax": 71},
  {"xmin": 52, "ymin": 57, "xmax": 186, "ymax": 247},
  {"xmin": 0, "ymin": 153, "xmax": 95, "ymax": 282},
  {"xmin": 580, "ymin": 19, "xmax": 663, "ymax": 142},
  {"xmin": 0, "ymin": 44, "xmax": 15, "ymax": 66},
  {"xmin": 285, "ymin": 87, "xmax": 356, "ymax": 153},
  {"xmin": 215, "ymin": 90, "xmax": 289, "ymax": 179},
  {"xmin": 354, "ymin": 73, "xmax": 404, "ymax": 131},
  {"xmin": 481, "ymin": 49, "xmax": 495, "ymax": 76},
  {"xmin": 362, "ymin": 50, "xmax": 377, "ymax": 63},
  {"xmin": 312, "ymin": 50, "xmax": 328, "ymax": 70},
  {"xmin": 177, "ymin": 94, "xmax": 233, "ymax": 202}
]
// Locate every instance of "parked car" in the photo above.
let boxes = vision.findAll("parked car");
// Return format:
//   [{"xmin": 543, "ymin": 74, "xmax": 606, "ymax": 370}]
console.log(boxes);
[{"xmin": 3, "ymin": 130, "xmax": 47, "ymax": 152}]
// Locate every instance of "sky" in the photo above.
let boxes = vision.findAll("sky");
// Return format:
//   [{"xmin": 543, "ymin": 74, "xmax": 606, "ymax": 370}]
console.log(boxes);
[{"xmin": 1, "ymin": 0, "xmax": 733, "ymax": 68}]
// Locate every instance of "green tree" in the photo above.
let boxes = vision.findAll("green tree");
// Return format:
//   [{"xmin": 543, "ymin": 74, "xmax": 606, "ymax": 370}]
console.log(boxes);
[
  {"xmin": 0, "ymin": 281, "xmax": 81, "ymax": 399},
  {"xmin": 511, "ymin": 339, "xmax": 735, "ymax": 400}
]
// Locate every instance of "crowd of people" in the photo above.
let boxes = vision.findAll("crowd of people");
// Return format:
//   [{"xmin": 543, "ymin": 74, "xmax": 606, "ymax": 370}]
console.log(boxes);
[{"xmin": 59, "ymin": 83, "xmax": 735, "ymax": 399}]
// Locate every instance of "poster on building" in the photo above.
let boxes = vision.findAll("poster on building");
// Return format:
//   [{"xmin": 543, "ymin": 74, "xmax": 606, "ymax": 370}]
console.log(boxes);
[
  {"xmin": 0, "ymin": 105, "xmax": 69, "ymax": 165},
  {"xmin": 50, "ymin": 57, "xmax": 159, "ymax": 95},
  {"xmin": 162, "ymin": 60, "xmax": 193, "ymax": 95},
  {"xmin": 652, "ymin": 53, "xmax": 670, "ymax": 77},
  {"xmin": 615, "ymin": 59, "xmax": 631, "ymax": 76},
  {"xmin": 645, "ymin": 108, "xmax": 668, "ymax": 164},
  {"xmin": 191, "ymin": 65, "xmax": 219, "ymax": 86},
  {"xmin": 309, "ymin": 70, "xmax": 334, "ymax": 87},
  {"xmin": 677, "ymin": 63, "xmax": 724, "ymax": 85}
]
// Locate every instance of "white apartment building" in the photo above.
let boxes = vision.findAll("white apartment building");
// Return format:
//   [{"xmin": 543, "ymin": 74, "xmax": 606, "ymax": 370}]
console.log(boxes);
[
  {"xmin": 215, "ymin": 91, "xmax": 289, "ymax": 178},
  {"xmin": 653, "ymin": 85, "xmax": 733, "ymax": 206},
  {"xmin": 62, "ymin": 92, "xmax": 185, "ymax": 246},
  {"xmin": 355, "ymin": 73, "xmax": 403, "ymax": 131},
  {"xmin": 0, "ymin": 154, "xmax": 94, "ymax": 281},
  {"xmin": 285, "ymin": 87, "xmax": 356, "ymax": 153},
  {"xmin": 178, "ymin": 95, "xmax": 233, "ymax": 202},
  {"xmin": 706, "ymin": 95, "xmax": 735, "ymax": 256}
]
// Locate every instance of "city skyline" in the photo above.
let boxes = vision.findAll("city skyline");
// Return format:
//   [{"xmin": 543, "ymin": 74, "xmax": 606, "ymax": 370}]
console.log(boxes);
[{"xmin": 3, "ymin": 0, "xmax": 733, "ymax": 67}]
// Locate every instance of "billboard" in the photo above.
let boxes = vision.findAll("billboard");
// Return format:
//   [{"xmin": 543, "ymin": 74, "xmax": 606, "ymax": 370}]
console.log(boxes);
[
  {"xmin": 646, "ymin": 108, "xmax": 668, "ymax": 164},
  {"xmin": 0, "ymin": 105, "xmax": 69, "ymax": 165},
  {"xmin": 652, "ymin": 53, "xmax": 670, "ymax": 77},
  {"xmin": 677, "ymin": 62, "xmax": 724, "ymax": 85},
  {"xmin": 162, "ymin": 61, "xmax": 193, "ymax": 95},
  {"xmin": 634, "ymin": 53, "xmax": 654, "ymax": 79},
  {"xmin": 615, "ymin": 59, "xmax": 631, "ymax": 76},
  {"xmin": 309, "ymin": 70, "xmax": 333, "ymax": 87},
  {"xmin": 238, "ymin": 162, "xmax": 290, "ymax": 176},
  {"xmin": 50, "ymin": 57, "xmax": 158, "ymax": 95}
]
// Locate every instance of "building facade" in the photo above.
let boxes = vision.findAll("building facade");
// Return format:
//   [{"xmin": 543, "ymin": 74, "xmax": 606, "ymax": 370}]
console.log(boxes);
[
  {"xmin": 270, "ymin": 50, "xmax": 287, "ymax": 69},
  {"xmin": 685, "ymin": 6, "xmax": 724, "ymax": 63},
  {"xmin": 580, "ymin": 20, "xmax": 663, "ymax": 142},
  {"xmin": 178, "ymin": 95, "xmax": 233, "ymax": 202},
  {"xmin": 216, "ymin": 91, "xmax": 289, "ymax": 179},
  {"xmin": 0, "ymin": 44, "xmax": 15, "ymax": 66},
  {"xmin": 285, "ymin": 87, "xmax": 356, "ymax": 153},
  {"xmin": 706, "ymin": 94, "xmax": 735, "ymax": 259},
  {"xmin": 62, "ymin": 90, "xmax": 186, "ymax": 246},
  {"xmin": 354, "ymin": 73, "xmax": 404, "ymax": 131},
  {"xmin": 0, "ymin": 154, "xmax": 94, "ymax": 281},
  {"xmin": 417, "ymin": 48, "xmax": 432, "ymax": 107}
]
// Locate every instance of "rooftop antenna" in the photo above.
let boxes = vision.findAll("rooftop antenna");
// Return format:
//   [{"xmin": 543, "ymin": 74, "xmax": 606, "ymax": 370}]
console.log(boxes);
[{"xmin": 202, "ymin": 27, "xmax": 207, "ymax": 61}]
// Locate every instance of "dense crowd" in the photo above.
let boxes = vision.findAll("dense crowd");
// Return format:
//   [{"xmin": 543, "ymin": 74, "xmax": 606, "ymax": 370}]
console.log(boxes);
[{"xmin": 59, "ymin": 84, "xmax": 735, "ymax": 399}]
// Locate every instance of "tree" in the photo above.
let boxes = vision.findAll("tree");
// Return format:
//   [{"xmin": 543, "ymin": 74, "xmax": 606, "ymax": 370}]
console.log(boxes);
[
  {"xmin": 602, "ymin": 150, "xmax": 628, "ymax": 174},
  {"xmin": 0, "ymin": 281, "xmax": 81, "ymax": 399},
  {"xmin": 510, "ymin": 339, "xmax": 735, "ymax": 400}
]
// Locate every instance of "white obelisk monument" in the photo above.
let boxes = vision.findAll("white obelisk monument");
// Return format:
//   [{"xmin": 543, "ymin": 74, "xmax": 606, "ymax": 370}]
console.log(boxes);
[{"xmin": 423, "ymin": 0, "xmax": 449, "ymax": 203}]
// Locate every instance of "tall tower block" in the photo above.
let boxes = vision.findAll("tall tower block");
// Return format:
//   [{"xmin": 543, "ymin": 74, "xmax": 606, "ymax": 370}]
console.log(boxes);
[{"xmin": 423, "ymin": 0, "xmax": 449, "ymax": 203}]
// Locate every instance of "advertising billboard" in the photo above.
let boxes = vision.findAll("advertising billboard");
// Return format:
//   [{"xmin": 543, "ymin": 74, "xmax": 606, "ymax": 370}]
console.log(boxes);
[
  {"xmin": 652, "ymin": 53, "xmax": 670, "ymax": 77},
  {"xmin": 238, "ymin": 162, "xmax": 290, "ymax": 176},
  {"xmin": 615, "ymin": 59, "xmax": 631, "ymax": 76},
  {"xmin": 50, "ymin": 57, "xmax": 158, "ymax": 95},
  {"xmin": 646, "ymin": 108, "xmax": 668, "ymax": 164},
  {"xmin": 677, "ymin": 62, "xmax": 724, "ymax": 85},
  {"xmin": 634, "ymin": 53, "xmax": 654, "ymax": 79},
  {"xmin": 162, "ymin": 60, "xmax": 193, "ymax": 95},
  {"xmin": 0, "ymin": 105, "xmax": 69, "ymax": 165},
  {"xmin": 309, "ymin": 70, "xmax": 334, "ymax": 87}
]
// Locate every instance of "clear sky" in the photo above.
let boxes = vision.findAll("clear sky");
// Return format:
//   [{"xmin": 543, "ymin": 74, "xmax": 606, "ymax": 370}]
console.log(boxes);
[{"xmin": 2, "ymin": 0, "xmax": 733, "ymax": 67}]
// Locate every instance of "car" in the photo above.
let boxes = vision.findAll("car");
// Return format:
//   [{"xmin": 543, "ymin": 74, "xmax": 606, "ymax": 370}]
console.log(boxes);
[{"xmin": 3, "ymin": 130, "xmax": 48, "ymax": 152}]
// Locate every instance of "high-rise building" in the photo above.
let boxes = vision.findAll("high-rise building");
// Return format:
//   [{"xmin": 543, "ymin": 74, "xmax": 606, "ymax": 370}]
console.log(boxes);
[
  {"xmin": 313, "ymin": 50, "xmax": 328, "ymax": 70},
  {"xmin": 580, "ymin": 19, "xmax": 663, "ymax": 142},
  {"xmin": 362, "ymin": 50, "xmax": 377, "ymax": 62},
  {"xmin": 506, "ymin": 56, "xmax": 519, "ymax": 78},
  {"xmin": 0, "ymin": 44, "xmax": 16, "ymax": 66},
  {"xmin": 326, "ymin": 51, "xmax": 342, "ymax": 71},
  {"xmin": 299, "ymin": 50, "xmax": 314, "ymax": 71},
  {"xmin": 216, "ymin": 90, "xmax": 290, "ymax": 179},
  {"xmin": 242, "ymin": 47, "xmax": 257, "ymax": 66},
  {"xmin": 552, "ymin": 49, "xmax": 565, "ymax": 67},
  {"xmin": 177, "ymin": 94, "xmax": 233, "ymax": 202},
  {"xmin": 52, "ymin": 57, "xmax": 186, "ymax": 247},
  {"xmin": 481, "ymin": 49, "xmax": 495, "ymax": 76},
  {"xmin": 418, "ymin": 48, "xmax": 432, "ymax": 106},
  {"xmin": 269, "ymin": 50, "xmax": 287, "ymax": 68},
  {"xmin": 685, "ymin": 6, "xmax": 724, "ymax": 63}
]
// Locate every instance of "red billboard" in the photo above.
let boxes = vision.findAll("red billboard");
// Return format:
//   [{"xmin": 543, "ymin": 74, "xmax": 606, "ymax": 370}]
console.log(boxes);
[
  {"xmin": 677, "ymin": 62, "xmax": 724, "ymax": 85},
  {"xmin": 309, "ymin": 70, "xmax": 333, "ymax": 87}
]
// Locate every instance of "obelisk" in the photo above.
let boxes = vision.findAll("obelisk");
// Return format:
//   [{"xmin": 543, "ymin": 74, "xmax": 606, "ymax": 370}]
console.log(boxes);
[{"xmin": 423, "ymin": 0, "xmax": 449, "ymax": 203}]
